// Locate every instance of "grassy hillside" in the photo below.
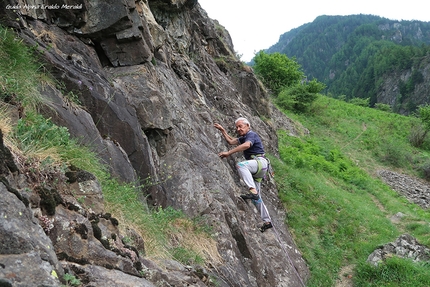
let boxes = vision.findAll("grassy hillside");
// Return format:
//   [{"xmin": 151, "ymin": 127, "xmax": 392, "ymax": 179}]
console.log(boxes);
[{"xmin": 271, "ymin": 96, "xmax": 430, "ymax": 286}]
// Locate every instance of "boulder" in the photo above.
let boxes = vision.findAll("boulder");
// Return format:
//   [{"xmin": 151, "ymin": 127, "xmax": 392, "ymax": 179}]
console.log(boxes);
[
  {"xmin": 367, "ymin": 234, "xmax": 430, "ymax": 266},
  {"xmin": 0, "ymin": 182, "xmax": 63, "ymax": 286}
]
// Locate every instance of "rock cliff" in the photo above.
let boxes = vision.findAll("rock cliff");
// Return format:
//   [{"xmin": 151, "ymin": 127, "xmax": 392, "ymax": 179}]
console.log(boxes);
[
  {"xmin": 377, "ymin": 54, "xmax": 430, "ymax": 115},
  {"xmin": 0, "ymin": 0, "xmax": 309, "ymax": 286}
]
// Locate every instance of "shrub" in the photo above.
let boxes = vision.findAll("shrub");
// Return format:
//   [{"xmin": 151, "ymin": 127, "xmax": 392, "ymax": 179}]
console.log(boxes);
[
  {"xmin": 349, "ymin": 97, "xmax": 370, "ymax": 107},
  {"xmin": 408, "ymin": 123, "xmax": 427, "ymax": 148},
  {"xmin": 374, "ymin": 103, "xmax": 391, "ymax": 112},
  {"xmin": 277, "ymin": 80, "xmax": 324, "ymax": 112},
  {"xmin": 418, "ymin": 104, "xmax": 430, "ymax": 131},
  {"xmin": 377, "ymin": 139, "xmax": 408, "ymax": 167}
]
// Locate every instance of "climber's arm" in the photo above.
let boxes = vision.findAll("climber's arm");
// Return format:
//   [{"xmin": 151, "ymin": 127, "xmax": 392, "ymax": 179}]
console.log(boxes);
[
  {"xmin": 218, "ymin": 141, "xmax": 251, "ymax": 159},
  {"xmin": 214, "ymin": 123, "xmax": 239, "ymax": 145}
]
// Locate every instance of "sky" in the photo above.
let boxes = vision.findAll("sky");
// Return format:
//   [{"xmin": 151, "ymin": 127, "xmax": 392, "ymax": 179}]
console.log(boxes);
[{"xmin": 198, "ymin": 0, "xmax": 430, "ymax": 62}]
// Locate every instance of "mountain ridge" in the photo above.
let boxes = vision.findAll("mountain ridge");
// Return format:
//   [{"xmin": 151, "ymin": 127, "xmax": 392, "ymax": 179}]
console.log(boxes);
[{"xmin": 265, "ymin": 14, "xmax": 430, "ymax": 114}]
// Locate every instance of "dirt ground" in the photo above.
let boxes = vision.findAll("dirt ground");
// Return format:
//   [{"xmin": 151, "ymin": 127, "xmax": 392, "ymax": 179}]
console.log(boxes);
[{"xmin": 335, "ymin": 265, "xmax": 354, "ymax": 287}]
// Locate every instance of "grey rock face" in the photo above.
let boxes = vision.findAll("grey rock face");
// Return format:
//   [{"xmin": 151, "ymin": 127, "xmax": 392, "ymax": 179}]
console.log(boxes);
[
  {"xmin": 0, "ymin": 130, "xmax": 18, "ymax": 175},
  {"xmin": 376, "ymin": 58, "xmax": 430, "ymax": 115},
  {"xmin": 64, "ymin": 263, "xmax": 156, "ymax": 287},
  {"xmin": 0, "ymin": 182, "xmax": 62, "ymax": 287},
  {"xmin": 1, "ymin": 0, "xmax": 310, "ymax": 286}
]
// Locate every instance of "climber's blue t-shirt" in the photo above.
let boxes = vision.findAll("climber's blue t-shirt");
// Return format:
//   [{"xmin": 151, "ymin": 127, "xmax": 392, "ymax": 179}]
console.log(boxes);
[{"xmin": 238, "ymin": 130, "xmax": 265, "ymax": 160}]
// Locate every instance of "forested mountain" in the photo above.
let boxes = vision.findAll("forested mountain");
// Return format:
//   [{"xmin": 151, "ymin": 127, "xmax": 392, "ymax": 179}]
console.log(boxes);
[{"xmin": 265, "ymin": 15, "xmax": 430, "ymax": 114}]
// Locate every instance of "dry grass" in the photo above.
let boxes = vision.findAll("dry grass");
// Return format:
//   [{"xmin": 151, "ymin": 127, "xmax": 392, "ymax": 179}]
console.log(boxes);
[
  {"xmin": 0, "ymin": 104, "xmax": 19, "ymax": 160},
  {"xmin": 1, "ymin": 103, "xmax": 66, "ymax": 187},
  {"xmin": 103, "ymin": 203, "xmax": 170, "ymax": 258},
  {"xmin": 169, "ymin": 218, "xmax": 224, "ymax": 265},
  {"xmin": 0, "ymin": 103, "xmax": 13, "ymax": 133},
  {"xmin": 105, "ymin": 200, "xmax": 223, "ymax": 267}
]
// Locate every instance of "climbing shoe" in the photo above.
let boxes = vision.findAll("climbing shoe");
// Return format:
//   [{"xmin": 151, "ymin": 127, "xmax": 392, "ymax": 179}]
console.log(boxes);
[
  {"xmin": 240, "ymin": 193, "xmax": 259, "ymax": 200},
  {"xmin": 259, "ymin": 222, "xmax": 273, "ymax": 233}
]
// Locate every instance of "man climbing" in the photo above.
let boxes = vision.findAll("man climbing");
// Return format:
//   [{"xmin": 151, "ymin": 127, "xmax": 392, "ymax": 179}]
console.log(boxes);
[{"xmin": 214, "ymin": 117, "xmax": 273, "ymax": 232}]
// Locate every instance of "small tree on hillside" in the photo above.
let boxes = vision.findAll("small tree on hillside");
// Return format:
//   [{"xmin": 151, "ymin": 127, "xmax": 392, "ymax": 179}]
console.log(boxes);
[
  {"xmin": 253, "ymin": 51, "xmax": 325, "ymax": 112},
  {"xmin": 418, "ymin": 104, "xmax": 430, "ymax": 132},
  {"xmin": 277, "ymin": 79, "xmax": 326, "ymax": 112},
  {"xmin": 415, "ymin": 104, "xmax": 430, "ymax": 178},
  {"xmin": 253, "ymin": 51, "xmax": 304, "ymax": 95},
  {"xmin": 410, "ymin": 104, "xmax": 430, "ymax": 148}
]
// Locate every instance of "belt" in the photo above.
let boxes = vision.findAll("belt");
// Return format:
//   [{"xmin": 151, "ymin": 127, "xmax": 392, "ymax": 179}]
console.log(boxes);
[{"xmin": 250, "ymin": 154, "xmax": 265, "ymax": 159}]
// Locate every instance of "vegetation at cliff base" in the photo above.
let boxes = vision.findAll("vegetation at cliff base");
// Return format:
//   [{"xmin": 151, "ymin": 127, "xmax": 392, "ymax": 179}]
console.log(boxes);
[
  {"xmin": 253, "ymin": 38, "xmax": 430, "ymax": 286},
  {"xmin": 0, "ymin": 26, "xmax": 46, "ymax": 108},
  {"xmin": 271, "ymin": 95, "xmax": 430, "ymax": 286}
]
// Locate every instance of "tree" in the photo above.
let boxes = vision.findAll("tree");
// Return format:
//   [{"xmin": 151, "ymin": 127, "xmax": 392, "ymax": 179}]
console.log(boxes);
[
  {"xmin": 418, "ymin": 104, "xmax": 430, "ymax": 132},
  {"xmin": 253, "ymin": 50, "xmax": 326, "ymax": 112},
  {"xmin": 253, "ymin": 51, "xmax": 304, "ymax": 95},
  {"xmin": 408, "ymin": 104, "xmax": 430, "ymax": 148}
]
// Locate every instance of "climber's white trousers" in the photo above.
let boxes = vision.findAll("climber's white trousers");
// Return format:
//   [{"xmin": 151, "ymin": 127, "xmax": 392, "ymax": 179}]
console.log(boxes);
[{"xmin": 236, "ymin": 158, "xmax": 271, "ymax": 223}]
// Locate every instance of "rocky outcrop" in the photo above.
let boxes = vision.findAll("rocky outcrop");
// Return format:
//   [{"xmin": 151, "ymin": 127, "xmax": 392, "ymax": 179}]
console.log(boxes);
[
  {"xmin": 377, "ymin": 54, "xmax": 430, "ymax": 115},
  {"xmin": 0, "ymin": 130, "xmax": 230, "ymax": 286},
  {"xmin": 367, "ymin": 234, "xmax": 430, "ymax": 266},
  {"xmin": 0, "ymin": 0, "xmax": 309, "ymax": 286},
  {"xmin": 0, "ymin": 181, "xmax": 62, "ymax": 287},
  {"xmin": 378, "ymin": 169, "xmax": 430, "ymax": 209}
]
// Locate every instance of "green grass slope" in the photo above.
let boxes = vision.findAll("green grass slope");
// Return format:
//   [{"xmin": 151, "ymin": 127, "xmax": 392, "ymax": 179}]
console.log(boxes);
[{"xmin": 271, "ymin": 96, "xmax": 430, "ymax": 286}]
